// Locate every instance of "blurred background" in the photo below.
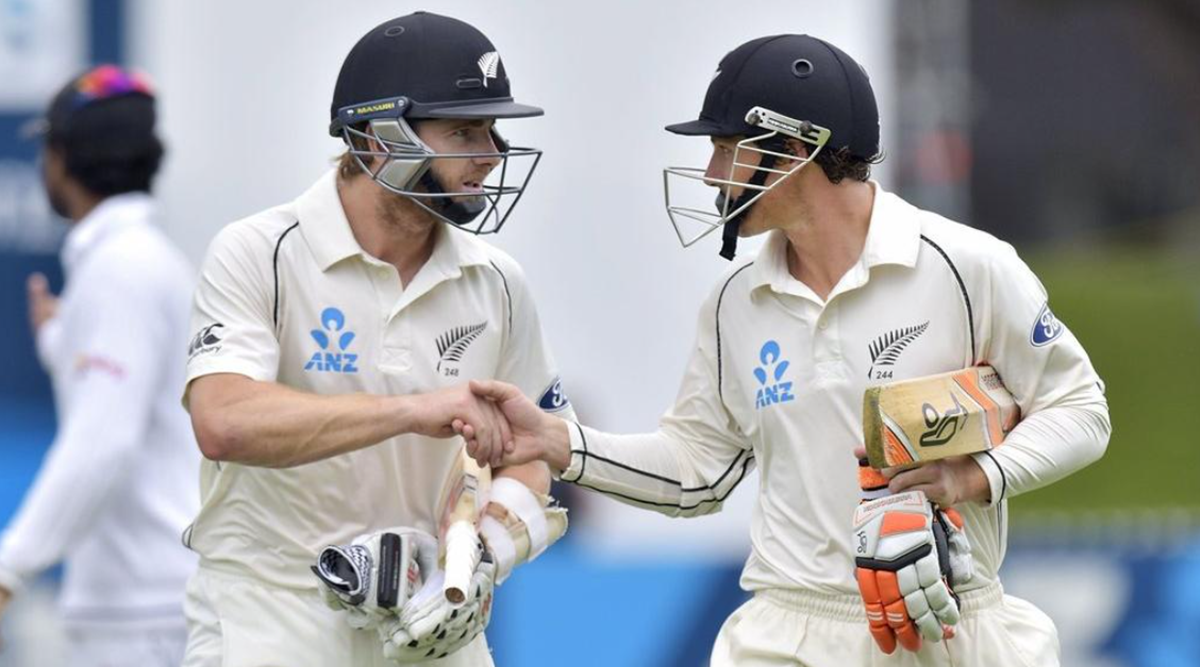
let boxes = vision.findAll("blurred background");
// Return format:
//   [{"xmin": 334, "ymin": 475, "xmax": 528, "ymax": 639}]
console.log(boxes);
[{"xmin": 1, "ymin": 0, "xmax": 1197, "ymax": 665}]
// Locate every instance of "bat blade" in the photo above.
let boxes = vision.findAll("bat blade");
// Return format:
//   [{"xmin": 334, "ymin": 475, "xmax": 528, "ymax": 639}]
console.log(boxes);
[
  {"xmin": 440, "ymin": 448, "xmax": 491, "ymax": 606},
  {"xmin": 863, "ymin": 366, "xmax": 1020, "ymax": 470}
]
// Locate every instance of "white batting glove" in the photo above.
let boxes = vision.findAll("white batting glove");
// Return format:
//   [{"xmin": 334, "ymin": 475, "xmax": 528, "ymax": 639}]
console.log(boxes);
[
  {"xmin": 311, "ymin": 527, "xmax": 437, "ymax": 631},
  {"xmin": 382, "ymin": 549, "xmax": 497, "ymax": 663},
  {"xmin": 852, "ymin": 491, "xmax": 972, "ymax": 654}
]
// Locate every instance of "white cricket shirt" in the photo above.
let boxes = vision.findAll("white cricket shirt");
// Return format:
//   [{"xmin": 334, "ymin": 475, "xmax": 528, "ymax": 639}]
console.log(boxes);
[
  {"xmin": 184, "ymin": 170, "xmax": 571, "ymax": 589},
  {"xmin": 560, "ymin": 183, "xmax": 1110, "ymax": 597},
  {"xmin": 0, "ymin": 193, "xmax": 200, "ymax": 627}
]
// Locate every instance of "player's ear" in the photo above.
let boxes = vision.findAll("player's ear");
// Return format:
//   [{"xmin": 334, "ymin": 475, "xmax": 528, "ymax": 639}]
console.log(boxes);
[
  {"xmin": 41, "ymin": 144, "xmax": 72, "ymax": 188},
  {"xmin": 349, "ymin": 125, "xmax": 386, "ymax": 172},
  {"xmin": 42, "ymin": 143, "xmax": 65, "ymax": 169}
]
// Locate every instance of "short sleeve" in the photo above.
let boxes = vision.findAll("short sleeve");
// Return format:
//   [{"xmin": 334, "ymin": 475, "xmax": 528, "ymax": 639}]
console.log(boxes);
[{"xmin": 184, "ymin": 224, "xmax": 281, "ymax": 401}]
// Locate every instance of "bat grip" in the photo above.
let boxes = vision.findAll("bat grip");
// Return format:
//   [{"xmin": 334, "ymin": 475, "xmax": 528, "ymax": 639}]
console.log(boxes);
[{"xmin": 442, "ymin": 521, "xmax": 481, "ymax": 606}]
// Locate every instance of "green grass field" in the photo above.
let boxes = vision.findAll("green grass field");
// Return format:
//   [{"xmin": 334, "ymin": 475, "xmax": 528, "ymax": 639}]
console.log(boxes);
[{"xmin": 1008, "ymin": 246, "xmax": 1200, "ymax": 516}]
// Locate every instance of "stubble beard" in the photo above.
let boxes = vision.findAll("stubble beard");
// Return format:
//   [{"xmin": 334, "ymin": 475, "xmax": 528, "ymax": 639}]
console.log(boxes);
[{"xmin": 376, "ymin": 187, "xmax": 439, "ymax": 237}]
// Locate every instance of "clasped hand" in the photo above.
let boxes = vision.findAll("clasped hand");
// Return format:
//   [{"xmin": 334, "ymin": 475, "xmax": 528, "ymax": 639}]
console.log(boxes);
[{"xmin": 421, "ymin": 380, "xmax": 558, "ymax": 469}]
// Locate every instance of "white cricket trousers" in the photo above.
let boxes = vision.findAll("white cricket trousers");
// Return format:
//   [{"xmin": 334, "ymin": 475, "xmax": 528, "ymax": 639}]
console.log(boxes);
[
  {"xmin": 181, "ymin": 566, "xmax": 494, "ymax": 667},
  {"xmin": 711, "ymin": 582, "xmax": 1060, "ymax": 667}
]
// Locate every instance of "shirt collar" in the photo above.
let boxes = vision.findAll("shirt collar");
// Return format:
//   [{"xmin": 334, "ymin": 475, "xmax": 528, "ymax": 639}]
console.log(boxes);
[
  {"xmin": 295, "ymin": 170, "xmax": 363, "ymax": 271},
  {"xmin": 423, "ymin": 217, "xmax": 493, "ymax": 277},
  {"xmin": 749, "ymin": 182, "xmax": 922, "ymax": 292},
  {"xmin": 61, "ymin": 192, "xmax": 154, "ymax": 274},
  {"xmin": 859, "ymin": 184, "xmax": 922, "ymax": 269},
  {"xmin": 295, "ymin": 169, "xmax": 492, "ymax": 273}
]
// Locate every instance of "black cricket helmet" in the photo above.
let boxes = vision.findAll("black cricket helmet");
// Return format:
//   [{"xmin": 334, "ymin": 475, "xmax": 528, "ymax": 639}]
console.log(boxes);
[
  {"xmin": 663, "ymin": 34, "xmax": 879, "ymax": 259},
  {"xmin": 330, "ymin": 12, "xmax": 543, "ymax": 233}
]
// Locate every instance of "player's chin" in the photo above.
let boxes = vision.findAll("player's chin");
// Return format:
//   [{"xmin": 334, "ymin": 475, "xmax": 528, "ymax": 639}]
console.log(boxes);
[{"xmin": 737, "ymin": 214, "xmax": 772, "ymax": 238}]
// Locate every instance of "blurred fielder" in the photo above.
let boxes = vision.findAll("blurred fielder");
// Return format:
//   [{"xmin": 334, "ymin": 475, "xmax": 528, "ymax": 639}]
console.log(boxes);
[
  {"xmin": 180, "ymin": 12, "xmax": 571, "ymax": 666},
  {"xmin": 0, "ymin": 66, "xmax": 199, "ymax": 666},
  {"xmin": 465, "ymin": 34, "xmax": 1111, "ymax": 666}
]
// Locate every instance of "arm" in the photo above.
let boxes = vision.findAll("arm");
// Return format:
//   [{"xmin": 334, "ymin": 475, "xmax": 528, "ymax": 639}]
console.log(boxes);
[
  {"xmin": 476, "ymin": 393, "xmax": 754, "ymax": 519},
  {"xmin": 888, "ymin": 242, "xmax": 1111, "ymax": 504},
  {"xmin": 0, "ymin": 277, "xmax": 160, "ymax": 597},
  {"xmin": 969, "ymin": 243, "xmax": 1110, "ymax": 503},
  {"xmin": 470, "ymin": 293, "xmax": 755, "ymax": 519},
  {"xmin": 188, "ymin": 373, "xmax": 508, "ymax": 468},
  {"xmin": 27, "ymin": 273, "xmax": 60, "ymax": 370},
  {"xmin": 185, "ymin": 223, "xmax": 508, "ymax": 468}
]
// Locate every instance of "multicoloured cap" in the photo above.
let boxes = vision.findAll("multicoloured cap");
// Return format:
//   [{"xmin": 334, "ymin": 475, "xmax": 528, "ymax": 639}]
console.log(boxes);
[
  {"xmin": 21, "ymin": 64, "xmax": 156, "ymax": 141},
  {"xmin": 69, "ymin": 64, "xmax": 154, "ymax": 108}
]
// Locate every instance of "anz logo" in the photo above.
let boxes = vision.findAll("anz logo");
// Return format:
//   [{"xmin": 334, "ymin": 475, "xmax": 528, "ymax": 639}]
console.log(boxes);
[
  {"xmin": 753, "ymin": 340, "xmax": 796, "ymax": 410},
  {"xmin": 304, "ymin": 307, "xmax": 359, "ymax": 374}
]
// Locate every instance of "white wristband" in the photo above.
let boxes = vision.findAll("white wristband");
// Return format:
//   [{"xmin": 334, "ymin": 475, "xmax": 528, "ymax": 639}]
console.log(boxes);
[{"xmin": 490, "ymin": 478, "xmax": 549, "ymax": 559}]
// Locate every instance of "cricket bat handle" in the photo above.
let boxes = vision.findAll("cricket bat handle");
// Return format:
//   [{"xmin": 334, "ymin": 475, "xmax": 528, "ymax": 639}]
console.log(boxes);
[{"xmin": 443, "ymin": 455, "xmax": 488, "ymax": 606}]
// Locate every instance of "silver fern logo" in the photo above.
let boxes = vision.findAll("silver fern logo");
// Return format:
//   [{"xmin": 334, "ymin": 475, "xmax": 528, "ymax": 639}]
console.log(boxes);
[
  {"xmin": 436, "ymin": 321, "xmax": 488, "ymax": 375},
  {"xmin": 477, "ymin": 51, "xmax": 500, "ymax": 87},
  {"xmin": 867, "ymin": 321, "xmax": 929, "ymax": 379}
]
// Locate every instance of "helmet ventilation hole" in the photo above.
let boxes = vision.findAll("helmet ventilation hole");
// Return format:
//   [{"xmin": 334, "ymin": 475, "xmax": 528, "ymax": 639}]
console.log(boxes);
[
  {"xmin": 792, "ymin": 59, "xmax": 814, "ymax": 78},
  {"xmin": 384, "ymin": 26, "xmax": 406, "ymax": 37}
]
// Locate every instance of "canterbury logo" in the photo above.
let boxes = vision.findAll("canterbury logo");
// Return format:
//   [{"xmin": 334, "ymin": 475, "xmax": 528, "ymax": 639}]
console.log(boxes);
[
  {"xmin": 188, "ymin": 323, "xmax": 224, "ymax": 357},
  {"xmin": 477, "ymin": 52, "xmax": 500, "ymax": 87},
  {"xmin": 436, "ymin": 321, "xmax": 488, "ymax": 372},
  {"xmin": 867, "ymin": 322, "xmax": 929, "ymax": 379}
]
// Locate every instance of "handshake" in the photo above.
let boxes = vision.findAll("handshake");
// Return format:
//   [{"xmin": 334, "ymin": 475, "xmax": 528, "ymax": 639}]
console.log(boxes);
[{"xmin": 413, "ymin": 379, "xmax": 572, "ymax": 471}]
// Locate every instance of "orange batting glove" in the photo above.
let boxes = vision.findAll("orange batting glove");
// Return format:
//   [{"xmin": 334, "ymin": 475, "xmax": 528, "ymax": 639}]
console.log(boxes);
[{"xmin": 853, "ymin": 460, "xmax": 972, "ymax": 655}]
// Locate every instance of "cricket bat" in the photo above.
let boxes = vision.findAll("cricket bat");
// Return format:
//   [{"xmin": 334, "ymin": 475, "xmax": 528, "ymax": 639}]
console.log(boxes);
[
  {"xmin": 863, "ymin": 366, "xmax": 1020, "ymax": 470},
  {"xmin": 440, "ymin": 447, "xmax": 491, "ymax": 606}
]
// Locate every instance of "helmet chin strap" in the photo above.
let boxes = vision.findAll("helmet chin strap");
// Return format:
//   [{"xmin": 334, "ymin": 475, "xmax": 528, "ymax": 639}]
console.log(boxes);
[
  {"xmin": 414, "ymin": 170, "xmax": 485, "ymax": 225},
  {"xmin": 717, "ymin": 150, "xmax": 779, "ymax": 261}
]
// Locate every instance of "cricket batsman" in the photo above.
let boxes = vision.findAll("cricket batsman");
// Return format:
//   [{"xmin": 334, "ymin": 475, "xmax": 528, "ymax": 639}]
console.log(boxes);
[
  {"xmin": 462, "ymin": 34, "xmax": 1111, "ymax": 666},
  {"xmin": 181, "ymin": 13, "xmax": 571, "ymax": 666}
]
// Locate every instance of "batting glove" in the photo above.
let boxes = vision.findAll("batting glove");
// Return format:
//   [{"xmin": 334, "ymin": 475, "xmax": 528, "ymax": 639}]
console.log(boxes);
[
  {"xmin": 311, "ymin": 527, "xmax": 437, "ymax": 631},
  {"xmin": 383, "ymin": 547, "xmax": 496, "ymax": 663},
  {"xmin": 852, "ymin": 490, "xmax": 972, "ymax": 654}
]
